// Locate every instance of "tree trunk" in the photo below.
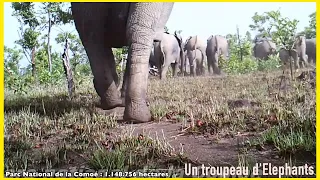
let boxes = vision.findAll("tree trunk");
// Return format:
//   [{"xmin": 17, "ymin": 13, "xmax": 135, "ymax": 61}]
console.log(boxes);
[
  {"xmin": 62, "ymin": 38, "xmax": 75, "ymax": 97},
  {"xmin": 47, "ymin": 11, "xmax": 52, "ymax": 74},
  {"xmin": 236, "ymin": 25, "xmax": 243, "ymax": 61},
  {"xmin": 31, "ymin": 46, "xmax": 36, "ymax": 77}
]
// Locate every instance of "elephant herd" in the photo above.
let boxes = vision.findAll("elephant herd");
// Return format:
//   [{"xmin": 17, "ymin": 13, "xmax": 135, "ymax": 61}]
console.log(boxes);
[
  {"xmin": 149, "ymin": 32, "xmax": 230, "ymax": 79},
  {"xmin": 150, "ymin": 33, "xmax": 316, "ymax": 79},
  {"xmin": 253, "ymin": 36, "xmax": 316, "ymax": 70},
  {"xmin": 71, "ymin": 2, "xmax": 316, "ymax": 123}
]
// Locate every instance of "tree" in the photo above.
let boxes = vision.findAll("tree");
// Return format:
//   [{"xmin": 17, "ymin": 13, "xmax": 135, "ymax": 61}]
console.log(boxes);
[
  {"xmin": 12, "ymin": 2, "xmax": 41, "ymax": 77},
  {"xmin": 39, "ymin": 2, "xmax": 73, "ymax": 74},
  {"xmin": 4, "ymin": 46, "xmax": 31, "ymax": 93},
  {"xmin": 249, "ymin": 10, "xmax": 300, "ymax": 78},
  {"xmin": 249, "ymin": 10, "xmax": 299, "ymax": 50},
  {"xmin": 299, "ymin": 12, "xmax": 316, "ymax": 39},
  {"xmin": 55, "ymin": 31, "xmax": 88, "ymax": 73}
]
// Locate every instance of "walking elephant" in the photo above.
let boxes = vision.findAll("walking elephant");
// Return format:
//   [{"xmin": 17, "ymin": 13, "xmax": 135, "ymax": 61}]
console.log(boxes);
[
  {"xmin": 71, "ymin": 2, "xmax": 174, "ymax": 123},
  {"xmin": 253, "ymin": 39, "xmax": 277, "ymax": 60},
  {"xmin": 206, "ymin": 35, "xmax": 229, "ymax": 75},
  {"xmin": 188, "ymin": 49, "xmax": 206, "ymax": 76},
  {"xmin": 184, "ymin": 36, "xmax": 207, "ymax": 76},
  {"xmin": 279, "ymin": 36, "xmax": 309, "ymax": 70},
  {"xmin": 306, "ymin": 38, "xmax": 316, "ymax": 65},
  {"xmin": 151, "ymin": 31, "xmax": 185, "ymax": 79},
  {"xmin": 180, "ymin": 50, "xmax": 189, "ymax": 75}
]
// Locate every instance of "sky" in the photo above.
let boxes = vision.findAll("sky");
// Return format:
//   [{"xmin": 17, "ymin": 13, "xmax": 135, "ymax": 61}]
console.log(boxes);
[{"xmin": 4, "ymin": 2, "xmax": 316, "ymax": 68}]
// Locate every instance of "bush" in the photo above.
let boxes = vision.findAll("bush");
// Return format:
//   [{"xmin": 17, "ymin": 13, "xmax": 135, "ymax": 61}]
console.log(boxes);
[{"xmin": 219, "ymin": 54, "xmax": 281, "ymax": 75}]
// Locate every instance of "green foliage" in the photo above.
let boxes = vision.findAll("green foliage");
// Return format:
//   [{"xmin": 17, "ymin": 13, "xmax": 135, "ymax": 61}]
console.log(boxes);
[
  {"xmin": 249, "ymin": 10, "xmax": 299, "ymax": 51},
  {"xmin": 226, "ymin": 33, "xmax": 253, "ymax": 58},
  {"xmin": 15, "ymin": 28, "xmax": 41, "ymax": 51},
  {"xmin": 112, "ymin": 47, "xmax": 128, "ymax": 75},
  {"xmin": 40, "ymin": 3, "xmax": 73, "ymax": 25},
  {"xmin": 299, "ymin": 12, "xmax": 316, "ymax": 39},
  {"xmin": 4, "ymin": 46, "xmax": 32, "ymax": 94},
  {"xmin": 220, "ymin": 55, "xmax": 258, "ymax": 75},
  {"xmin": 256, "ymin": 54, "xmax": 282, "ymax": 71},
  {"xmin": 34, "ymin": 43, "xmax": 65, "ymax": 84},
  {"xmin": 55, "ymin": 31, "xmax": 88, "ymax": 71},
  {"xmin": 11, "ymin": 3, "xmax": 39, "ymax": 28},
  {"xmin": 220, "ymin": 54, "xmax": 281, "ymax": 75}
]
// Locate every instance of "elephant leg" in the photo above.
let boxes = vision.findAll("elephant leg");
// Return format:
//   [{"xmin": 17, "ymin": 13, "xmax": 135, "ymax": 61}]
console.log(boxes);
[
  {"xmin": 109, "ymin": 57, "xmax": 120, "ymax": 88},
  {"xmin": 160, "ymin": 63, "xmax": 170, "ymax": 79},
  {"xmin": 212, "ymin": 53, "xmax": 221, "ymax": 75},
  {"xmin": 120, "ymin": 58, "xmax": 130, "ymax": 105},
  {"xmin": 195, "ymin": 60, "xmax": 200, "ymax": 76},
  {"xmin": 171, "ymin": 62, "xmax": 179, "ymax": 77},
  {"xmin": 189, "ymin": 58, "xmax": 196, "ymax": 77},
  {"xmin": 123, "ymin": 4, "xmax": 172, "ymax": 123},
  {"xmin": 89, "ymin": 47, "xmax": 123, "ymax": 110},
  {"xmin": 207, "ymin": 57, "xmax": 212, "ymax": 75},
  {"xmin": 291, "ymin": 51, "xmax": 300, "ymax": 70},
  {"xmin": 301, "ymin": 54, "xmax": 308, "ymax": 68}
]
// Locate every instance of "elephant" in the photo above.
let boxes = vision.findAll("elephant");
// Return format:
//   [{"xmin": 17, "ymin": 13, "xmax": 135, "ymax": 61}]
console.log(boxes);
[
  {"xmin": 305, "ymin": 38, "xmax": 316, "ymax": 65},
  {"xmin": 71, "ymin": 2, "xmax": 174, "ymax": 123},
  {"xmin": 151, "ymin": 31, "xmax": 185, "ymax": 79},
  {"xmin": 180, "ymin": 50, "xmax": 190, "ymax": 75},
  {"xmin": 253, "ymin": 39, "xmax": 277, "ymax": 60},
  {"xmin": 279, "ymin": 36, "xmax": 309, "ymax": 70},
  {"xmin": 148, "ymin": 49, "xmax": 159, "ymax": 76},
  {"xmin": 187, "ymin": 49, "xmax": 206, "ymax": 76},
  {"xmin": 184, "ymin": 36, "xmax": 207, "ymax": 76},
  {"xmin": 206, "ymin": 35, "xmax": 229, "ymax": 75}
]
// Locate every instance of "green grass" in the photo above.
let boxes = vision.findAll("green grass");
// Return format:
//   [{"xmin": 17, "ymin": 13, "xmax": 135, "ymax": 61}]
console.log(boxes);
[{"xmin": 4, "ymin": 65, "xmax": 316, "ymax": 177}]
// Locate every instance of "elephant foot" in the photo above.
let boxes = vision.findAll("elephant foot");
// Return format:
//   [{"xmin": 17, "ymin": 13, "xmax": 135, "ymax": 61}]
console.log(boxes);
[
  {"xmin": 98, "ymin": 97, "xmax": 123, "ymax": 110},
  {"xmin": 123, "ymin": 99, "xmax": 152, "ymax": 123}
]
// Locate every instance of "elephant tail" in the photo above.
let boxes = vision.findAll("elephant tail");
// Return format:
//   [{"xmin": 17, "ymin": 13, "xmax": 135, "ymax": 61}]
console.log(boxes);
[
  {"xmin": 192, "ymin": 36, "xmax": 198, "ymax": 63},
  {"xmin": 173, "ymin": 33, "xmax": 185, "ymax": 74},
  {"xmin": 215, "ymin": 35, "xmax": 221, "ymax": 56}
]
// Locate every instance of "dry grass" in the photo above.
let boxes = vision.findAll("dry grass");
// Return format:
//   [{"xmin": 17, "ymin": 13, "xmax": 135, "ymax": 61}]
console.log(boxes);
[{"xmin": 4, "ymin": 69, "xmax": 316, "ymax": 177}]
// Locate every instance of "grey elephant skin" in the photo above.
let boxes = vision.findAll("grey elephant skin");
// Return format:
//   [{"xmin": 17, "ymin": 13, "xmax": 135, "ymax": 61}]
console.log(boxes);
[
  {"xmin": 253, "ymin": 39, "xmax": 277, "ymax": 60},
  {"xmin": 181, "ymin": 50, "xmax": 190, "ymax": 75},
  {"xmin": 206, "ymin": 35, "xmax": 228, "ymax": 75},
  {"xmin": 186, "ymin": 49, "xmax": 206, "ymax": 76},
  {"xmin": 279, "ymin": 36, "xmax": 309, "ymax": 69},
  {"xmin": 151, "ymin": 31, "xmax": 185, "ymax": 79},
  {"xmin": 184, "ymin": 36, "xmax": 207, "ymax": 76},
  {"xmin": 306, "ymin": 38, "xmax": 316, "ymax": 64},
  {"xmin": 71, "ymin": 2, "xmax": 174, "ymax": 123}
]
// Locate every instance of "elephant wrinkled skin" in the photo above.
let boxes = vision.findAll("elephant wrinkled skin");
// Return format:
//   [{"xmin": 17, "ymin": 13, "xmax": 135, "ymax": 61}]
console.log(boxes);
[
  {"xmin": 71, "ymin": 2, "xmax": 174, "ymax": 123},
  {"xmin": 206, "ymin": 35, "xmax": 229, "ymax": 75}
]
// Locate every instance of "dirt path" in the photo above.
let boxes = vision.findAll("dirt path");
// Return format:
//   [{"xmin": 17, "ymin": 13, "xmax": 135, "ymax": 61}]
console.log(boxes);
[
  {"xmin": 98, "ymin": 107, "xmax": 315, "ymax": 169},
  {"xmin": 94, "ymin": 98, "xmax": 316, "ymax": 178},
  {"xmin": 113, "ymin": 121, "xmax": 280, "ymax": 166}
]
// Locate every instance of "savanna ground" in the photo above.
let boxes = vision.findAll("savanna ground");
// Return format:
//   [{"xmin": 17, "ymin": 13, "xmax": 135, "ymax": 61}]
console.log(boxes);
[{"xmin": 4, "ymin": 67, "xmax": 316, "ymax": 178}]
